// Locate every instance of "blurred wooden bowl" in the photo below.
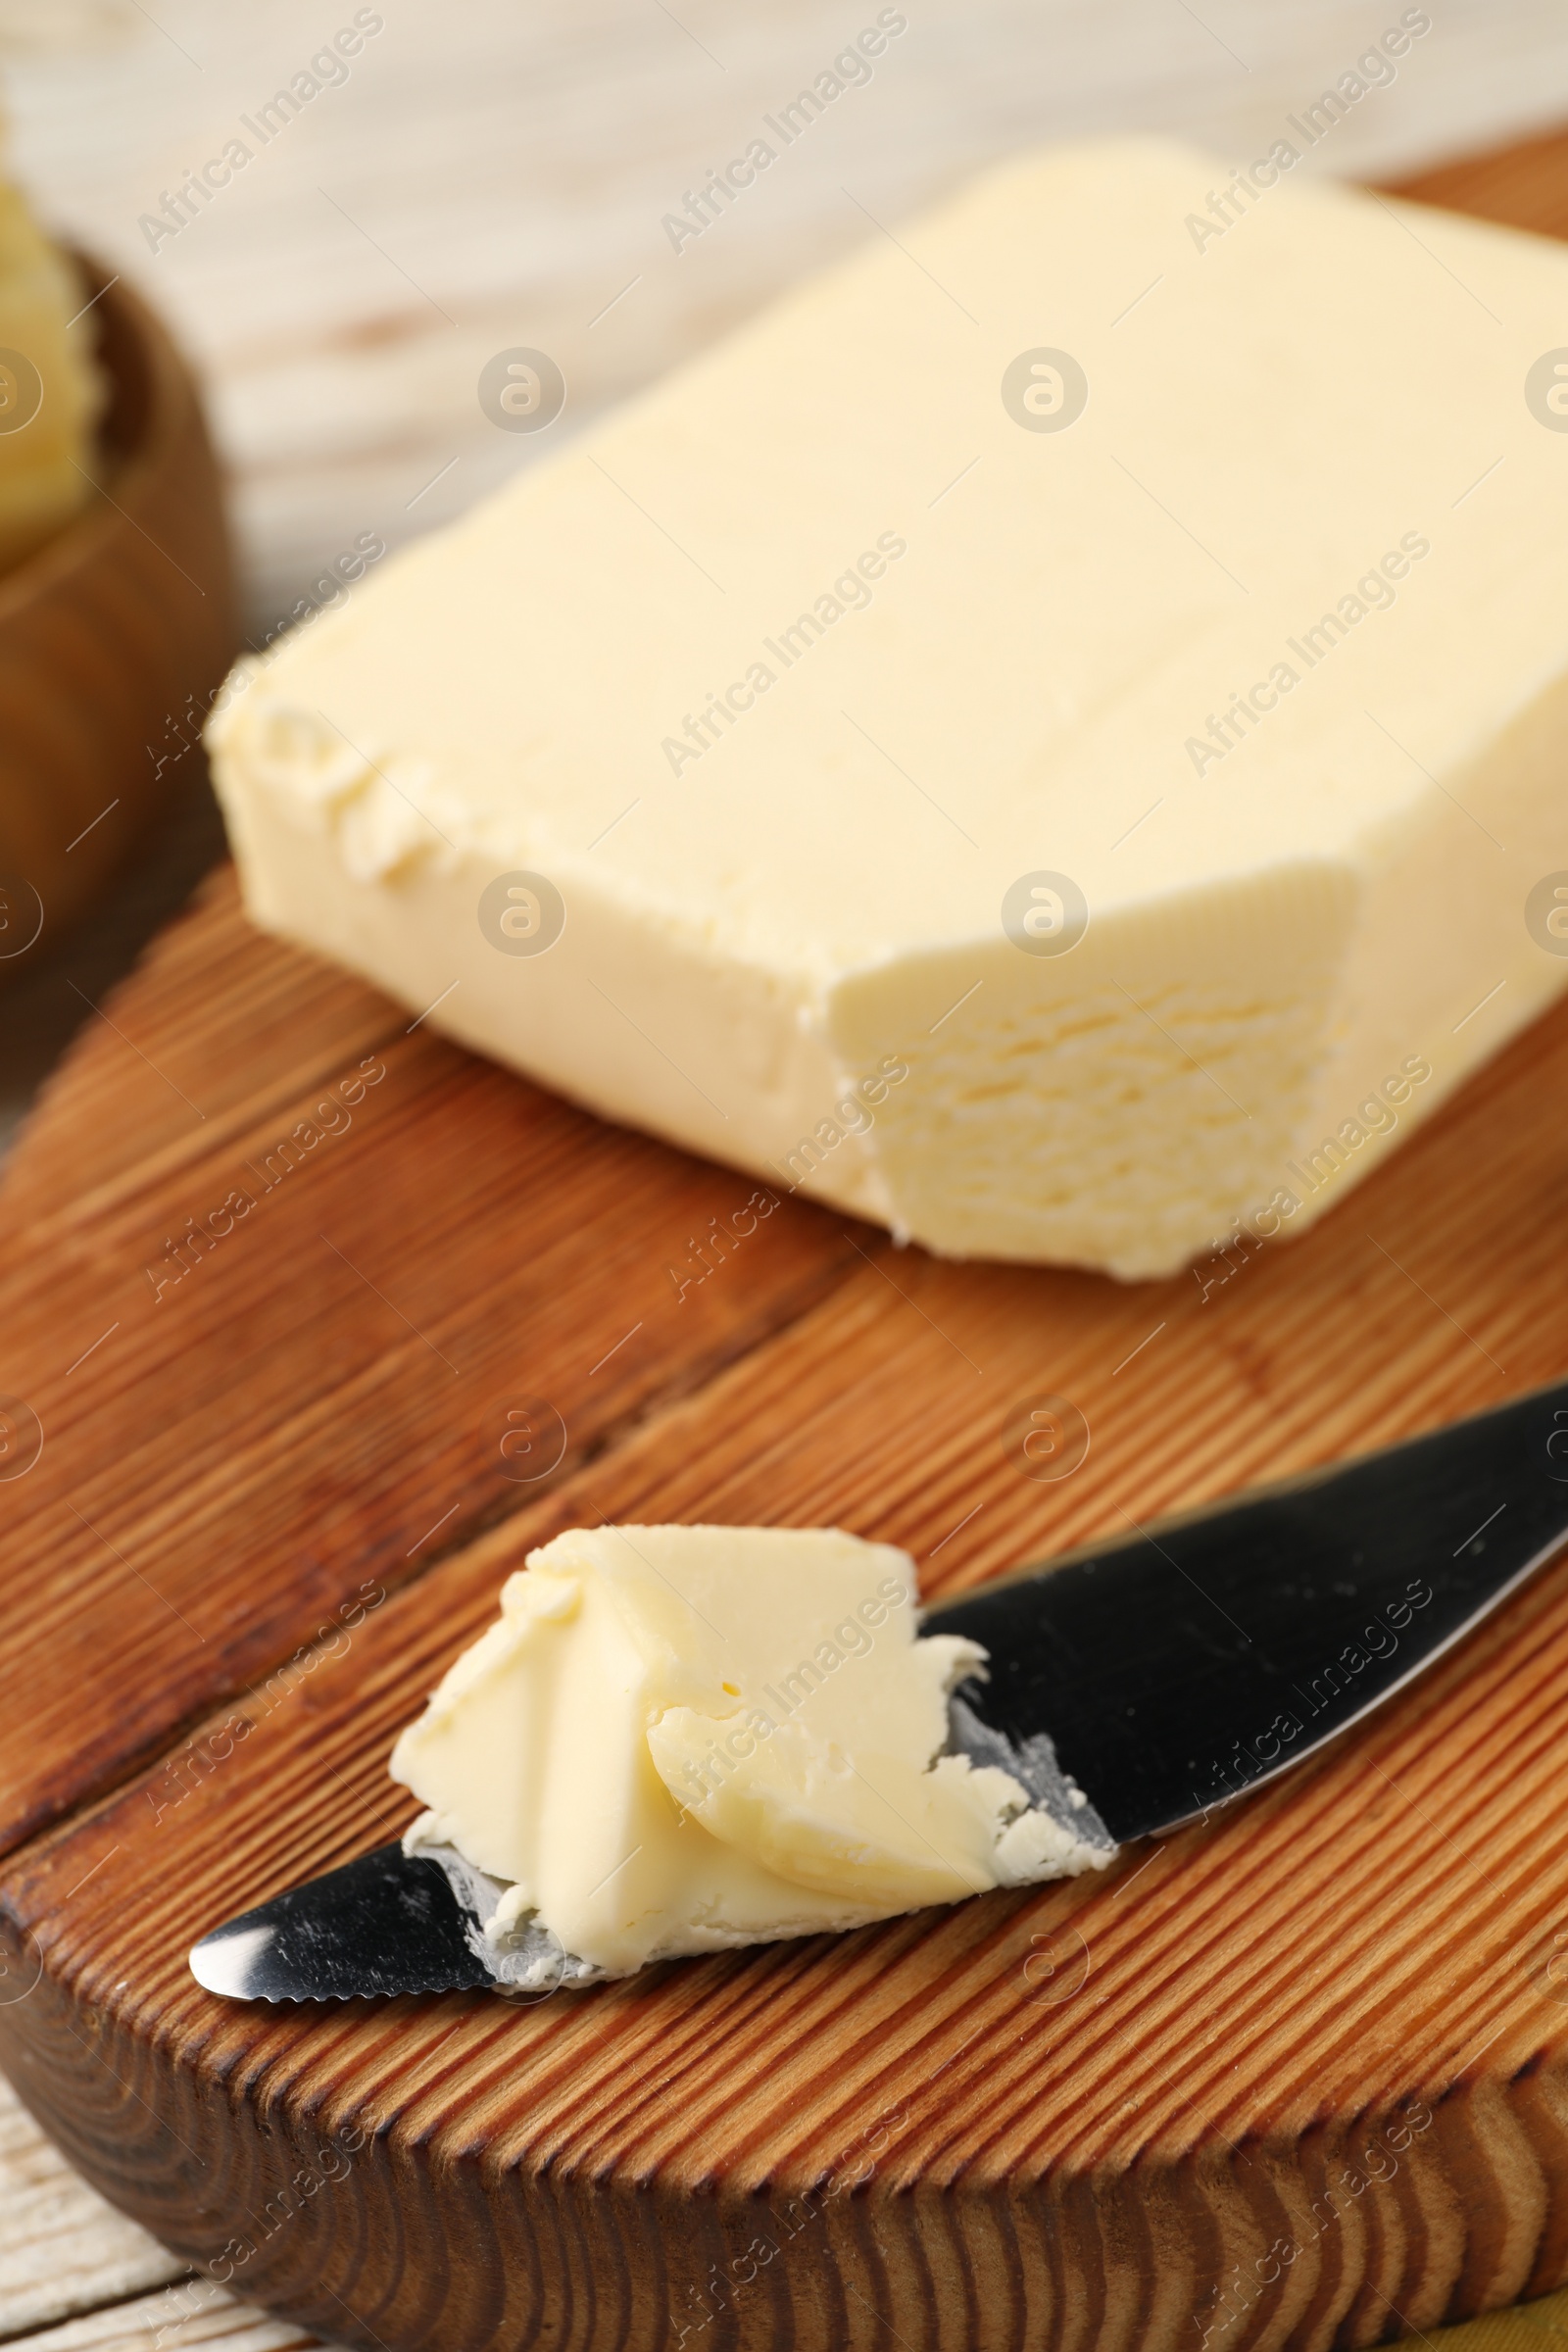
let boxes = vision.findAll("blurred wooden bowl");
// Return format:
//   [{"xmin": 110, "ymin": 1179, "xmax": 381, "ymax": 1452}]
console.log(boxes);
[{"xmin": 0, "ymin": 254, "xmax": 238, "ymax": 974}]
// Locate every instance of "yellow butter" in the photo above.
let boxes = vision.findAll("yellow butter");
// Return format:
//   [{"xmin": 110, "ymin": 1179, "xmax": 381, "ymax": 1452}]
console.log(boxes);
[
  {"xmin": 211, "ymin": 141, "xmax": 1568, "ymax": 1274},
  {"xmin": 0, "ymin": 150, "xmax": 103, "ymax": 574},
  {"xmin": 390, "ymin": 1524, "xmax": 1108, "ymax": 1976}
]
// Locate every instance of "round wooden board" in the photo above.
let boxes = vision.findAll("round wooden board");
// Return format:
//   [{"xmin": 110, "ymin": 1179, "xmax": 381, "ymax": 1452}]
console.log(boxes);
[{"xmin": 5, "ymin": 136, "xmax": 1568, "ymax": 2352}]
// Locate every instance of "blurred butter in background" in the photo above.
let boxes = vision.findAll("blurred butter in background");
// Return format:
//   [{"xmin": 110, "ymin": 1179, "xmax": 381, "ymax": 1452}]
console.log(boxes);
[
  {"xmin": 0, "ymin": 130, "xmax": 102, "ymax": 571},
  {"xmin": 0, "ymin": 126, "xmax": 235, "ymax": 1040}
]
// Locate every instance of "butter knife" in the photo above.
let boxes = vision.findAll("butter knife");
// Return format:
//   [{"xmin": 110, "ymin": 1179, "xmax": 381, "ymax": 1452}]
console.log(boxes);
[{"xmin": 189, "ymin": 1375, "xmax": 1568, "ymax": 2002}]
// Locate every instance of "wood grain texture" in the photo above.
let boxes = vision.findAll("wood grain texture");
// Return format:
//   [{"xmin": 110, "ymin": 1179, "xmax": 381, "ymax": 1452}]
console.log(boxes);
[
  {"xmin": 1391, "ymin": 124, "xmax": 1568, "ymax": 232},
  {"xmin": 0, "ymin": 2077, "xmax": 336, "ymax": 2351},
  {"xmin": 1, "ymin": 915, "xmax": 1567, "ymax": 2352},
  {"xmin": 0, "ymin": 864, "xmax": 873, "ymax": 1858},
  {"xmin": 0, "ymin": 260, "xmax": 237, "ymax": 960},
  {"xmin": 19, "ymin": 2285, "xmax": 320, "ymax": 2352},
  {"xmin": 0, "ymin": 2076, "xmax": 185, "ymax": 2337},
  {"xmin": 3, "ymin": 133, "xmax": 1568, "ymax": 2352}
]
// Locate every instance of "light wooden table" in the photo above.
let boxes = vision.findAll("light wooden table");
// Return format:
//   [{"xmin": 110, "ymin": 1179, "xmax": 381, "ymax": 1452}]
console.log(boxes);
[
  {"xmin": 7, "ymin": 0, "xmax": 1568, "ymax": 629},
  {"xmin": 0, "ymin": 2074, "xmax": 312, "ymax": 2352},
  {"xmin": 4, "ymin": 1, "xmax": 1568, "ymax": 2341}
]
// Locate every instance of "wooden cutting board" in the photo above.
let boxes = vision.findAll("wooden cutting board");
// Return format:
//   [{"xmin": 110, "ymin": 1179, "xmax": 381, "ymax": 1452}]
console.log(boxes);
[{"xmin": 4, "ymin": 129, "xmax": 1568, "ymax": 2352}]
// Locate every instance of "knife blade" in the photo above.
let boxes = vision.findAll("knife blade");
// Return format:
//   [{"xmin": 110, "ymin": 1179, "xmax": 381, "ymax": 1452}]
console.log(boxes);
[
  {"xmin": 935, "ymin": 1373, "xmax": 1568, "ymax": 1840},
  {"xmin": 189, "ymin": 1375, "xmax": 1568, "ymax": 2001},
  {"xmin": 187, "ymin": 1842, "xmax": 492, "ymax": 2003}
]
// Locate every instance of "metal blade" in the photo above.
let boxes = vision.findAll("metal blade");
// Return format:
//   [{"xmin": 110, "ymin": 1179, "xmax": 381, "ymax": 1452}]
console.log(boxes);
[
  {"xmin": 189, "ymin": 1843, "xmax": 491, "ymax": 2001},
  {"xmin": 190, "ymin": 1379, "xmax": 1568, "ymax": 2000},
  {"xmin": 928, "ymin": 1375, "xmax": 1568, "ymax": 1842}
]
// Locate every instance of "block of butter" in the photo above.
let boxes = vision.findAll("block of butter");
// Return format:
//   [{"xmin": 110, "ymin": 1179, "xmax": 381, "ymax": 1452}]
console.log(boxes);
[
  {"xmin": 0, "ymin": 149, "xmax": 102, "ymax": 573},
  {"xmin": 210, "ymin": 138, "xmax": 1568, "ymax": 1277},
  {"xmin": 390, "ymin": 1525, "xmax": 1110, "ymax": 1979}
]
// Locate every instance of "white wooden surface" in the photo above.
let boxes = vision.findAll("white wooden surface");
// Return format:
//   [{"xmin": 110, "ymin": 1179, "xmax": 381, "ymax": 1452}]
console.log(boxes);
[
  {"xmin": 6, "ymin": 0, "xmax": 1568, "ymax": 628},
  {"xmin": 0, "ymin": 2076, "xmax": 319, "ymax": 2351},
  {"xmin": 0, "ymin": 2073, "xmax": 184, "ymax": 2332},
  {"xmin": 23, "ymin": 2296, "xmax": 317, "ymax": 2352},
  {"xmin": 4, "ymin": 0, "xmax": 1568, "ymax": 2338}
]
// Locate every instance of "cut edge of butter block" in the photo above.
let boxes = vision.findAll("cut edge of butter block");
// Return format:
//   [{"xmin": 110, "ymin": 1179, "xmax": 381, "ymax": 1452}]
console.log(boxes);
[
  {"xmin": 210, "ymin": 136, "xmax": 1568, "ymax": 1278},
  {"xmin": 388, "ymin": 1524, "xmax": 1111, "ymax": 1976}
]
